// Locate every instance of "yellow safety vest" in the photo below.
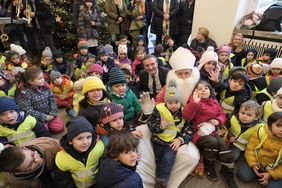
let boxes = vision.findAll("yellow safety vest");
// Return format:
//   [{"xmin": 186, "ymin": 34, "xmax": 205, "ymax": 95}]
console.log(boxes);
[
  {"xmin": 0, "ymin": 115, "xmax": 36, "ymax": 145},
  {"xmin": 0, "ymin": 84, "xmax": 17, "ymax": 97},
  {"xmin": 262, "ymin": 101, "xmax": 273, "ymax": 123},
  {"xmin": 55, "ymin": 140, "xmax": 104, "ymax": 188},
  {"xmin": 222, "ymin": 63, "xmax": 233, "ymax": 81},
  {"xmin": 220, "ymin": 90, "xmax": 235, "ymax": 114},
  {"xmin": 256, "ymin": 125, "xmax": 282, "ymax": 171},
  {"xmin": 229, "ymin": 115, "xmax": 263, "ymax": 151},
  {"xmin": 155, "ymin": 103, "xmax": 185, "ymax": 142},
  {"xmin": 256, "ymin": 88, "xmax": 272, "ymax": 101}
]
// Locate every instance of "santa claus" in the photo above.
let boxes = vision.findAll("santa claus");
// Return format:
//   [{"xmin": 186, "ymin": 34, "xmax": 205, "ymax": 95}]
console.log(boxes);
[{"xmin": 155, "ymin": 47, "xmax": 200, "ymax": 106}]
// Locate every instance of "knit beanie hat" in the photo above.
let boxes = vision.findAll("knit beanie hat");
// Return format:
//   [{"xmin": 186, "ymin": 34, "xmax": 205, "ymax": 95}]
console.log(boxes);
[
  {"xmin": 270, "ymin": 58, "xmax": 282, "ymax": 69},
  {"xmin": 247, "ymin": 63, "xmax": 263, "ymax": 79},
  {"xmin": 42, "ymin": 47, "xmax": 53, "ymax": 58},
  {"xmin": 53, "ymin": 49, "xmax": 63, "ymax": 58},
  {"xmin": 275, "ymin": 87, "xmax": 282, "ymax": 97},
  {"xmin": 229, "ymin": 66, "xmax": 247, "ymax": 77},
  {"xmin": 217, "ymin": 45, "xmax": 231, "ymax": 55},
  {"xmin": 268, "ymin": 77, "xmax": 282, "ymax": 94},
  {"xmin": 101, "ymin": 102, "xmax": 124, "ymax": 124},
  {"xmin": 10, "ymin": 44, "xmax": 26, "ymax": 56},
  {"xmin": 169, "ymin": 47, "xmax": 196, "ymax": 71},
  {"xmin": 87, "ymin": 64, "xmax": 104, "ymax": 74},
  {"xmin": 66, "ymin": 116, "xmax": 94, "ymax": 142},
  {"xmin": 118, "ymin": 44, "xmax": 128, "ymax": 55},
  {"xmin": 137, "ymin": 35, "xmax": 145, "ymax": 42},
  {"xmin": 82, "ymin": 76, "xmax": 105, "ymax": 94},
  {"xmin": 0, "ymin": 97, "xmax": 20, "ymax": 115},
  {"xmin": 198, "ymin": 46, "xmax": 219, "ymax": 70},
  {"xmin": 50, "ymin": 70, "xmax": 62, "ymax": 81},
  {"xmin": 97, "ymin": 47, "xmax": 108, "ymax": 56},
  {"xmin": 246, "ymin": 48, "xmax": 258, "ymax": 58},
  {"xmin": 165, "ymin": 80, "xmax": 181, "ymax": 102},
  {"xmin": 77, "ymin": 40, "xmax": 88, "ymax": 49},
  {"xmin": 104, "ymin": 44, "xmax": 114, "ymax": 56},
  {"xmin": 108, "ymin": 67, "xmax": 126, "ymax": 86}
]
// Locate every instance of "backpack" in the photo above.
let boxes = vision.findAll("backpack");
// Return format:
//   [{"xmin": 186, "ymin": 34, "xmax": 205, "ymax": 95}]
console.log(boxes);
[{"xmin": 253, "ymin": 4, "xmax": 282, "ymax": 32}]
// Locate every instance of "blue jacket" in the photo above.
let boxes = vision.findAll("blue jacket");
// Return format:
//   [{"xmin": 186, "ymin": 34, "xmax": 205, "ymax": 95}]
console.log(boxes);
[{"xmin": 95, "ymin": 156, "xmax": 143, "ymax": 188}]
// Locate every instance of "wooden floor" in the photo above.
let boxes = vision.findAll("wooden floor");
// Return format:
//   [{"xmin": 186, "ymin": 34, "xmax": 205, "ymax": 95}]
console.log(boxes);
[{"xmin": 56, "ymin": 109, "xmax": 261, "ymax": 188}]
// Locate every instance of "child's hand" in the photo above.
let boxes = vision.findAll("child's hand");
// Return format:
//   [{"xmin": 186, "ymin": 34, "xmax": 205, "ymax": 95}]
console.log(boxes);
[
  {"xmin": 208, "ymin": 70, "xmax": 219, "ymax": 83},
  {"xmin": 192, "ymin": 89, "xmax": 201, "ymax": 103},
  {"xmin": 253, "ymin": 166, "xmax": 262, "ymax": 177},
  {"xmin": 209, "ymin": 119, "xmax": 220, "ymax": 126},
  {"xmin": 229, "ymin": 136, "xmax": 236, "ymax": 143},
  {"xmin": 259, "ymin": 172, "xmax": 271, "ymax": 186},
  {"xmin": 131, "ymin": 130, "xmax": 143, "ymax": 138},
  {"xmin": 160, "ymin": 117, "xmax": 170, "ymax": 129},
  {"xmin": 170, "ymin": 138, "xmax": 182, "ymax": 151}
]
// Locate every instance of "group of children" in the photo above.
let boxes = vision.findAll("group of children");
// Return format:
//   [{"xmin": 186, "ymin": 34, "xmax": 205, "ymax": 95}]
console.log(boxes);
[{"xmin": 0, "ymin": 30, "xmax": 281, "ymax": 188}]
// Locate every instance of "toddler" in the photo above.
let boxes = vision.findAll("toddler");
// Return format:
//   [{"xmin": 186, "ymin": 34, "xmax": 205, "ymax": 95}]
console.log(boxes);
[
  {"xmin": 241, "ymin": 48, "xmax": 258, "ymax": 67},
  {"xmin": 217, "ymin": 45, "xmax": 233, "ymax": 80},
  {"xmin": 40, "ymin": 47, "xmax": 53, "ymax": 83}
]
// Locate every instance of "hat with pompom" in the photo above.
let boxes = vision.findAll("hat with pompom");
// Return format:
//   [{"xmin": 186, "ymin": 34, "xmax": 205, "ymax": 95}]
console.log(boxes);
[
  {"xmin": 198, "ymin": 46, "xmax": 218, "ymax": 70},
  {"xmin": 270, "ymin": 58, "xmax": 282, "ymax": 69},
  {"xmin": 10, "ymin": 44, "xmax": 26, "ymax": 56}
]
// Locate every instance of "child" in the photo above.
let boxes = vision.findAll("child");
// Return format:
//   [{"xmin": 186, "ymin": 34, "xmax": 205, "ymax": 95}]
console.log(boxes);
[
  {"xmin": 106, "ymin": 67, "xmax": 142, "ymax": 123},
  {"xmin": 0, "ymin": 137, "xmax": 60, "ymax": 188},
  {"xmin": 53, "ymin": 116, "xmax": 104, "ymax": 188},
  {"xmin": 0, "ymin": 97, "xmax": 49, "ymax": 145},
  {"xmin": 97, "ymin": 102, "xmax": 142, "ymax": 145},
  {"xmin": 227, "ymin": 100, "xmax": 264, "ymax": 161},
  {"xmin": 136, "ymin": 35, "xmax": 148, "ymax": 53},
  {"xmin": 262, "ymin": 87, "xmax": 282, "ymax": 123},
  {"xmin": 216, "ymin": 72, "xmax": 252, "ymax": 114},
  {"xmin": 78, "ymin": 76, "xmax": 111, "ymax": 127},
  {"xmin": 256, "ymin": 77, "xmax": 282, "ymax": 105},
  {"xmin": 217, "ymin": 44, "xmax": 233, "ymax": 80},
  {"xmin": 52, "ymin": 49, "xmax": 72, "ymax": 77},
  {"xmin": 49, "ymin": 71, "xmax": 74, "ymax": 108},
  {"xmin": 0, "ymin": 70, "xmax": 16, "ymax": 97},
  {"xmin": 95, "ymin": 133, "xmax": 143, "ymax": 188},
  {"xmin": 74, "ymin": 40, "xmax": 92, "ymax": 80},
  {"xmin": 87, "ymin": 63, "xmax": 104, "ymax": 79},
  {"xmin": 40, "ymin": 47, "xmax": 53, "ymax": 83},
  {"xmin": 183, "ymin": 81, "xmax": 237, "ymax": 187},
  {"xmin": 115, "ymin": 44, "xmax": 132, "ymax": 67},
  {"xmin": 121, "ymin": 67, "xmax": 139, "ymax": 97},
  {"xmin": 268, "ymin": 58, "xmax": 282, "ymax": 80},
  {"xmin": 10, "ymin": 44, "xmax": 31, "ymax": 68},
  {"xmin": 257, "ymin": 48, "xmax": 278, "ymax": 65},
  {"xmin": 15, "ymin": 67, "xmax": 64, "ymax": 134},
  {"xmin": 152, "ymin": 44, "xmax": 166, "ymax": 67},
  {"xmin": 5, "ymin": 51, "xmax": 27, "ymax": 77},
  {"xmin": 163, "ymin": 36, "xmax": 178, "ymax": 63},
  {"xmin": 241, "ymin": 48, "xmax": 258, "ymax": 67},
  {"xmin": 71, "ymin": 78, "xmax": 86, "ymax": 116},
  {"xmin": 148, "ymin": 81, "xmax": 194, "ymax": 187},
  {"xmin": 197, "ymin": 46, "xmax": 220, "ymax": 86},
  {"xmin": 237, "ymin": 112, "xmax": 282, "ymax": 187},
  {"xmin": 132, "ymin": 46, "xmax": 146, "ymax": 79}
]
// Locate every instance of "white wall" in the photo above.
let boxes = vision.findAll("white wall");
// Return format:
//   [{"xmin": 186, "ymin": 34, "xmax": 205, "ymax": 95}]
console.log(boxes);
[{"xmin": 191, "ymin": 0, "xmax": 259, "ymax": 47}]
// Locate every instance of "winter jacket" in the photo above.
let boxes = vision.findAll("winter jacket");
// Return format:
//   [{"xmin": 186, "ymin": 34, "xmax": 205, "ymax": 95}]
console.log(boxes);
[
  {"xmin": 190, "ymin": 37, "xmax": 217, "ymax": 52},
  {"xmin": 183, "ymin": 96, "xmax": 226, "ymax": 143},
  {"xmin": 50, "ymin": 75, "xmax": 74, "ymax": 99},
  {"xmin": 178, "ymin": 0, "xmax": 194, "ymax": 34},
  {"xmin": 151, "ymin": 0, "xmax": 179, "ymax": 36},
  {"xmin": 52, "ymin": 58, "xmax": 72, "ymax": 76},
  {"xmin": 95, "ymin": 156, "xmax": 143, "ymax": 188},
  {"xmin": 15, "ymin": 83, "xmax": 58, "ymax": 123},
  {"xmin": 245, "ymin": 125, "xmax": 282, "ymax": 180},
  {"xmin": 78, "ymin": 6, "xmax": 101, "ymax": 40}
]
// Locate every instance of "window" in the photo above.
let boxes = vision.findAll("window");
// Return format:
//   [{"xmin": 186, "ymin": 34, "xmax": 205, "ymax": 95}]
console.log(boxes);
[{"xmin": 258, "ymin": 0, "xmax": 282, "ymax": 8}]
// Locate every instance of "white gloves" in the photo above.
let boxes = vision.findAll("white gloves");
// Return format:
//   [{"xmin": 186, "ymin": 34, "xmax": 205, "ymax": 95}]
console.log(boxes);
[{"xmin": 140, "ymin": 92, "xmax": 155, "ymax": 115}]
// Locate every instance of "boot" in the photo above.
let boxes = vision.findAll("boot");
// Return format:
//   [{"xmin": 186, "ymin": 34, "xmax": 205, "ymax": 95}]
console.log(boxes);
[
  {"xmin": 220, "ymin": 165, "xmax": 238, "ymax": 188},
  {"xmin": 204, "ymin": 159, "xmax": 218, "ymax": 181},
  {"xmin": 154, "ymin": 178, "xmax": 167, "ymax": 188}
]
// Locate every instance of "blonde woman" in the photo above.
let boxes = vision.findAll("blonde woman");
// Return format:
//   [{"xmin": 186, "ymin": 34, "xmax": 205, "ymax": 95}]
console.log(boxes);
[
  {"xmin": 228, "ymin": 33, "xmax": 247, "ymax": 66},
  {"xmin": 190, "ymin": 27, "xmax": 217, "ymax": 54}
]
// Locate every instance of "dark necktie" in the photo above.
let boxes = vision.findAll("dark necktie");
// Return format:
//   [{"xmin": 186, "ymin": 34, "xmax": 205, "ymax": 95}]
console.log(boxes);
[{"xmin": 152, "ymin": 75, "xmax": 157, "ymax": 97}]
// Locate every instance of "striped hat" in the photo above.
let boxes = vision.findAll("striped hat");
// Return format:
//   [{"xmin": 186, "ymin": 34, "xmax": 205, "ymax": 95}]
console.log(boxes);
[{"xmin": 108, "ymin": 67, "xmax": 126, "ymax": 86}]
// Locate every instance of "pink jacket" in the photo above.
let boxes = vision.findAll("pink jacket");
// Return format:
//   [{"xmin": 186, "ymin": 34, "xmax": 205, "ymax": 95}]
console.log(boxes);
[{"xmin": 183, "ymin": 96, "xmax": 226, "ymax": 143}]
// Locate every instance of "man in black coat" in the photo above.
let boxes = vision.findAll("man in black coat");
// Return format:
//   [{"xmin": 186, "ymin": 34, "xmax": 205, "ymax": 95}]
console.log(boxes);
[{"xmin": 138, "ymin": 54, "xmax": 169, "ymax": 98}]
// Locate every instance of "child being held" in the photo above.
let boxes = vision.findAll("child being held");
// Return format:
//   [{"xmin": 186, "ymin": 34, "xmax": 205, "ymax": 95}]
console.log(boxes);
[
  {"xmin": 237, "ymin": 112, "xmax": 282, "ymax": 187},
  {"xmin": 0, "ymin": 97, "xmax": 49, "ymax": 145},
  {"xmin": 53, "ymin": 116, "xmax": 104, "ymax": 188},
  {"xmin": 95, "ymin": 133, "xmax": 143, "ymax": 188},
  {"xmin": 227, "ymin": 100, "xmax": 264, "ymax": 161},
  {"xmin": 15, "ymin": 67, "xmax": 64, "ymax": 134},
  {"xmin": 49, "ymin": 71, "xmax": 74, "ymax": 108},
  {"xmin": 183, "ymin": 80, "xmax": 237, "ymax": 187},
  {"xmin": 148, "ymin": 80, "xmax": 194, "ymax": 187}
]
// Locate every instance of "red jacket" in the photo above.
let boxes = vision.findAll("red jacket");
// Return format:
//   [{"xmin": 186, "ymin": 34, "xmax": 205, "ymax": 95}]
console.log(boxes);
[{"xmin": 183, "ymin": 96, "xmax": 226, "ymax": 143}]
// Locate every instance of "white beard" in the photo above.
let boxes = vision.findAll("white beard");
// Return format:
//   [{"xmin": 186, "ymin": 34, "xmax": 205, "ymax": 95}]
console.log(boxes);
[{"xmin": 166, "ymin": 67, "xmax": 200, "ymax": 106}]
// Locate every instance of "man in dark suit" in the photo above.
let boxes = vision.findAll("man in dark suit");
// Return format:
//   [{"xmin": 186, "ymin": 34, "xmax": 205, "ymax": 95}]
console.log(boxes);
[{"xmin": 138, "ymin": 54, "xmax": 169, "ymax": 98}]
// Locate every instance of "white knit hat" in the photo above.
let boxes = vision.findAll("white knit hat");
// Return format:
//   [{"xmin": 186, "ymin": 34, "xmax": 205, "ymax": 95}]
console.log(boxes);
[
  {"xmin": 270, "ymin": 58, "xmax": 282, "ymax": 69},
  {"xmin": 198, "ymin": 46, "xmax": 218, "ymax": 70},
  {"xmin": 10, "ymin": 44, "xmax": 26, "ymax": 56},
  {"xmin": 169, "ymin": 47, "xmax": 196, "ymax": 71},
  {"xmin": 42, "ymin": 47, "xmax": 53, "ymax": 58}
]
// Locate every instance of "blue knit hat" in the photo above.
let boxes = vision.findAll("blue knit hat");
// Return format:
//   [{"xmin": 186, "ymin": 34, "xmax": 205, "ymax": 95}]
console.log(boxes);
[
  {"xmin": 66, "ymin": 116, "xmax": 94, "ymax": 142},
  {"xmin": 0, "ymin": 97, "xmax": 20, "ymax": 115},
  {"xmin": 108, "ymin": 67, "xmax": 126, "ymax": 86},
  {"xmin": 137, "ymin": 35, "xmax": 145, "ymax": 42}
]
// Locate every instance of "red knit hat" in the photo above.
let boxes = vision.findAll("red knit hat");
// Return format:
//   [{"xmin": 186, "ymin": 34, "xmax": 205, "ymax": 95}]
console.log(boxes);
[
  {"xmin": 88, "ymin": 64, "xmax": 104, "ymax": 74},
  {"xmin": 101, "ymin": 102, "xmax": 124, "ymax": 124}
]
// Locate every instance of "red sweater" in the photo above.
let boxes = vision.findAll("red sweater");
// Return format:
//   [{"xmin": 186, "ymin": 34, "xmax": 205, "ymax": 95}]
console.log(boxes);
[{"xmin": 183, "ymin": 96, "xmax": 226, "ymax": 143}]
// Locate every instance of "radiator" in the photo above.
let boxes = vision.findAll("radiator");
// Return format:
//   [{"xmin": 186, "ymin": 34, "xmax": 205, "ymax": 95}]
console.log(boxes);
[{"xmin": 243, "ymin": 38, "xmax": 282, "ymax": 58}]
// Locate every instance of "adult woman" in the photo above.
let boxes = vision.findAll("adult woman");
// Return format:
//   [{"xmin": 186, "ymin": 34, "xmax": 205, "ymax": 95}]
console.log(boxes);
[
  {"xmin": 190, "ymin": 27, "xmax": 217, "ymax": 53},
  {"xmin": 228, "ymin": 33, "xmax": 246, "ymax": 66},
  {"xmin": 77, "ymin": 0, "xmax": 101, "ymax": 54},
  {"xmin": 151, "ymin": 0, "xmax": 179, "ymax": 44}
]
